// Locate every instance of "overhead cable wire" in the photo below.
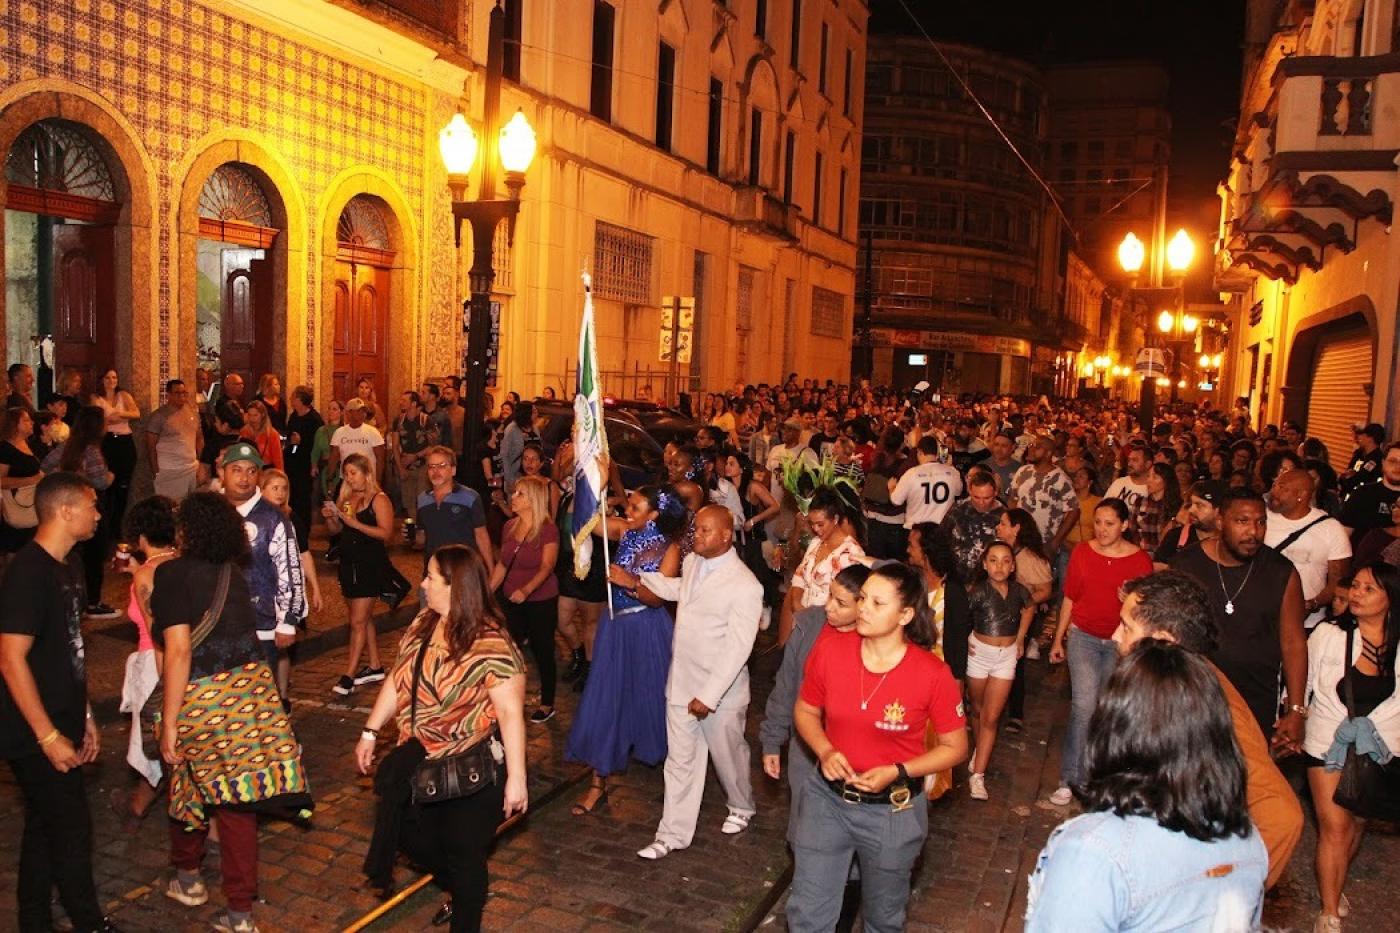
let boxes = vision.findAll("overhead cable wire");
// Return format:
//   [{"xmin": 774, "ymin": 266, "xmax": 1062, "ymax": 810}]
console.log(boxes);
[{"xmin": 892, "ymin": 0, "xmax": 1079, "ymax": 239}]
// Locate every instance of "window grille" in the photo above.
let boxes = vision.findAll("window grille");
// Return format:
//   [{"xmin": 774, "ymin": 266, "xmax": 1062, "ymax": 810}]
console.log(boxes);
[
  {"xmin": 811, "ymin": 286, "xmax": 845, "ymax": 338},
  {"xmin": 593, "ymin": 222, "xmax": 654, "ymax": 304}
]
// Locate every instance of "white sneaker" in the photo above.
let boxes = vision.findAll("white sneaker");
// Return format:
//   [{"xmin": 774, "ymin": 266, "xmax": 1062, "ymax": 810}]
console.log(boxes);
[
  {"xmin": 1048, "ymin": 786, "xmax": 1073, "ymax": 807},
  {"xmin": 636, "ymin": 840, "xmax": 673, "ymax": 860},
  {"xmin": 721, "ymin": 812, "xmax": 752, "ymax": 835},
  {"xmin": 165, "ymin": 876, "xmax": 208, "ymax": 906},
  {"xmin": 968, "ymin": 772, "xmax": 988, "ymax": 800}
]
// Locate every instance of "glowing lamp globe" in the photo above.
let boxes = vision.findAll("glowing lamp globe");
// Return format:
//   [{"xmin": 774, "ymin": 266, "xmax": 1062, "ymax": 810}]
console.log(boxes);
[
  {"xmin": 499, "ymin": 109, "xmax": 537, "ymax": 175},
  {"xmin": 1118, "ymin": 232, "xmax": 1146, "ymax": 274},
  {"xmin": 1157, "ymin": 310, "xmax": 1175, "ymax": 333},
  {"xmin": 1167, "ymin": 229, "xmax": 1195, "ymax": 273}
]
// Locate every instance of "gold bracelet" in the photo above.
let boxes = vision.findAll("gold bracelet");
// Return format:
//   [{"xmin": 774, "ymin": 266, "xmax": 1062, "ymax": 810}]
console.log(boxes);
[{"xmin": 37, "ymin": 729, "xmax": 60, "ymax": 747}]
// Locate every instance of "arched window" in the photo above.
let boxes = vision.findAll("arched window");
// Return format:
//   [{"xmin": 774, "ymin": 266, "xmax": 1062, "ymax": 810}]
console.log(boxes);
[{"xmin": 4, "ymin": 119, "xmax": 119, "ymax": 220}]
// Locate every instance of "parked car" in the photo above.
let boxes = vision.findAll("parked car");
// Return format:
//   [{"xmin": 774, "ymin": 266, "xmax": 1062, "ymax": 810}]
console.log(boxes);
[
  {"xmin": 530, "ymin": 399, "xmax": 665, "ymax": 489},
  {"xmin": 603, "ymin": 398, "xmax": 704, "ymax": 447}
]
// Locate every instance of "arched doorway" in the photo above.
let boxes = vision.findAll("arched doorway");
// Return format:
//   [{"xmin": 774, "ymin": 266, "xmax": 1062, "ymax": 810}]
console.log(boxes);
[
  {"xmin": 4, "ymin": 119, "xmax": 120, "ymax": 397},
  {"xmin": 332, "ymin": 195, "xmax": 395, "ymax": 405},
  {"xmin": 196, "ymin": 163, "xmax": 278, "ymax": 387}
]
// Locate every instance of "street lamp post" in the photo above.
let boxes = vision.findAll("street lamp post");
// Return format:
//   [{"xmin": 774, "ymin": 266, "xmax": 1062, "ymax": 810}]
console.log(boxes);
[
  {"xmin": 1117, "ymin": 228, "xmax": 1194, "ymax": 433},
  {"xmin": 1156, "ymin": 308, "xmax": 1198, "ymax": 403},
  {"xmin": 440, "ymin": 4, "xmax": 537, "ymax": 485}
]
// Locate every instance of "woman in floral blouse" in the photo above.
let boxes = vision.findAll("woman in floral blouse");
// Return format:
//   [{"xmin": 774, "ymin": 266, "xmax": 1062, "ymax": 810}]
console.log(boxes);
[{"xmin": 779, "ymin": 486, "xmax": 866, "ymax": 644}]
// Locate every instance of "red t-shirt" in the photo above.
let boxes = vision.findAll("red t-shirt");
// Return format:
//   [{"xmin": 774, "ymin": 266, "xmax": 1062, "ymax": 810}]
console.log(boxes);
[
  {"xmin": 799, "ymin": 630, "xmax": 966, "ymax": 774},
  {"xmin": 1064, "ymin": 541, "xmax": 1153, "ymax": 638}
]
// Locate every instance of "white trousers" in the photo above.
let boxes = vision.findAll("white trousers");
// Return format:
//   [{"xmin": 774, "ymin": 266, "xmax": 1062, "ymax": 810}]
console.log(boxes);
[{"xmin": 655, "ymin": 700, "xmax": 755, "ymax": 849}]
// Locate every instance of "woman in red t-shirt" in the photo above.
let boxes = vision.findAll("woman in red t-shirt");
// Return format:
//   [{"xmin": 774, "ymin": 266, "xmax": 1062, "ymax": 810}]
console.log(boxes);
[
  {"xmin": 1047, "ymin": 497, "xmax": 1152, "ymax": 806},
  {"xmin": 788, "ymin": 562, "xmax": 968, "ymax": 932}
]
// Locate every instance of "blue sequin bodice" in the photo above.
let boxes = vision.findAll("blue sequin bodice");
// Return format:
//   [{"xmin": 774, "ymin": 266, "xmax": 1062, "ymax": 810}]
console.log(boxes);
[{"xmin": 612, "ymin": 522, "xmax": 670, "ymax": 612}]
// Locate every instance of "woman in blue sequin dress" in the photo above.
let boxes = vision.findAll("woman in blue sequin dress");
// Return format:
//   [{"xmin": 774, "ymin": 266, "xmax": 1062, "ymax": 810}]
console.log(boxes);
[{"xmin": 566, "ymin": 485, "xmax": 686, "ymax": 814}]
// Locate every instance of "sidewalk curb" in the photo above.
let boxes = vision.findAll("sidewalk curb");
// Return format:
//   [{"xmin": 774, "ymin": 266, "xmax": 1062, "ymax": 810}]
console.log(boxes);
[{"xmin": 91, "ymin": 602, "xmax": 417, "ymax": 722}]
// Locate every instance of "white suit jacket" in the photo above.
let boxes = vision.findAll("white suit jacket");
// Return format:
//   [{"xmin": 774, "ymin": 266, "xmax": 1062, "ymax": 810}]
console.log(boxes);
[{"xmin": 640, "ymin": 548, "xmax": 763, "ymax": 710}]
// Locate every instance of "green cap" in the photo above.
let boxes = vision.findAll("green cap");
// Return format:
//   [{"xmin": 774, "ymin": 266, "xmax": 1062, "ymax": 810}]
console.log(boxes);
[{"xmin": 222, "ymin": 442, "xmax": 264, "ymax": 468}]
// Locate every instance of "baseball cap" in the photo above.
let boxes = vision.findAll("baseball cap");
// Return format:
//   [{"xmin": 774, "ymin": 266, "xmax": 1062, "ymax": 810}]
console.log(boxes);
[
  {"xmin": 345, "ymin": 397, "xmax": 367, "ymax": 411},
  {"xmin": 222, "ymin": 442, "xmax": 265, "ymax": 468},
  {"xmin": 1191, "ymin": 479, "xmax": 1229, "ymax": 506}
]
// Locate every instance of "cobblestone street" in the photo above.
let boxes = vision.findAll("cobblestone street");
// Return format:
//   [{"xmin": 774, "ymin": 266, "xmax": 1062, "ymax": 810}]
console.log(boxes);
[{"xmin": 3, "ymin": 543, "xmax": 1399, "ymax": 932}]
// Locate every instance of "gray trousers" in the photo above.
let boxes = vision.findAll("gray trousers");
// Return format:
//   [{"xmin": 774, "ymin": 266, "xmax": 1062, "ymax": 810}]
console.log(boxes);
[
  {"xmin": 786, "ymin": 771, "xmax": 928, "ymax": 933},
  {"xmin": 655, "ymin": 701, "xmax": 755, "ymax": 849}
]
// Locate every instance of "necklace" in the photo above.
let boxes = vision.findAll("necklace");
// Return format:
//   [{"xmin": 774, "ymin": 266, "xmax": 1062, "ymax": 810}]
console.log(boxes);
[
  {"xmin": 1213, "ymin": 543, "xmax": 1254, "ymax": 615},
  {"xmin": 859, "ymin": 648, "xmax": 893, "ymax": 711}
]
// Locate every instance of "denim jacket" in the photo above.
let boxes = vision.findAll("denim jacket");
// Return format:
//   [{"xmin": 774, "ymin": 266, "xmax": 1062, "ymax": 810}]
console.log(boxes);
[{"xmin": 1025, "ymin": 812, "xmax": 1267, "ymax": 932}]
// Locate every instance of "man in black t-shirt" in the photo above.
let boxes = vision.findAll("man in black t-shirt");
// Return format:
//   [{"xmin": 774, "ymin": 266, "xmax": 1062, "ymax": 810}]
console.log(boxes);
[
  {"xmin": 284, "ymin": 385, "xmax": 324, "ymax": 537},
  {"xmin": 0, "ymin": 473, "xmax": 115, "ymax": 932},
  {"xmin": 1152, "ymin": 479, "xmax": 1227, "ymax": 567},
  {"xmin": 1170, "ymin": 489, "xmax": 1306, "ymax": 745},
  {"xmin": 1341, "ymin": 441, "xmax": 1400, "ymax": 548}
]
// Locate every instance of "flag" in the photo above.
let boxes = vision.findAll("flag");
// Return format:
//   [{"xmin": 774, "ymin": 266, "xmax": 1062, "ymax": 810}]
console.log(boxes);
[{"xmin": 572, "ymin": 274, "xmax": 608, "ymax": 579}]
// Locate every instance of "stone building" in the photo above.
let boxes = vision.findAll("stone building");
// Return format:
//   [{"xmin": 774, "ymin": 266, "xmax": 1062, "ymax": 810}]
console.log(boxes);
[
  {"xmin": 857, "ymin": 38, "xmax": 1122, "ymax": 396},
  {"xmin": 1217, "ymin": 0, "xmax": 1400, "ymax": 466},
  {"xmin": 0, "ymin": 0, "xmax": 864, "ymax": 414}
]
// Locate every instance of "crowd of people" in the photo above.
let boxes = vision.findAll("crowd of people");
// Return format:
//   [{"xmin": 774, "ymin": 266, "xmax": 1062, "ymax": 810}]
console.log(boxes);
[{"xmin": 1, "ymin": 362, "xmax": 1399, "ymax": 932}]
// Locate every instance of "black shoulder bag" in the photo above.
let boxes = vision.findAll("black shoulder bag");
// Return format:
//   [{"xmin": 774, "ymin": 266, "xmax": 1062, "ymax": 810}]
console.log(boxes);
[
  {"xmin": 1332, "ymin": 625, "xmax": 1400, "ymax": 821},
  {"xmin": 407, "ymin": 616, "xmax": 505, "ymax": 805}
]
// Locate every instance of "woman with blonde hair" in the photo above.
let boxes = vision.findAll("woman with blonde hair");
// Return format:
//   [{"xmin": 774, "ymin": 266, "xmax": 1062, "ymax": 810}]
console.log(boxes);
[
  {"xmin": 256, "ymin": 373, "xmax": 287, "ymax": 435},
  {"xmin": 355, "ymin": 376, "xmax": 388, "ymax": 430},
  {"xmin": 239, "ymin": 400, "xmax": 284, "ymax": 471},
  {"xmin": 323, "ymin": 452, "xmax": 395, "ymax": 696},
  {"xmin": 490, "ymin": 474, "xmax": 561, "ymax": 723}
]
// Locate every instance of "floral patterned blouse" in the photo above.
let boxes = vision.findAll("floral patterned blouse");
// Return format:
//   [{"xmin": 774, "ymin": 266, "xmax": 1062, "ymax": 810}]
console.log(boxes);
[
  {"xmin": 393, "ymin": 611, "xmax": 524, "ymax": 759},
  {"xmin": 791, "ymin": 535, "xmax": 865, "ymax": 608}
]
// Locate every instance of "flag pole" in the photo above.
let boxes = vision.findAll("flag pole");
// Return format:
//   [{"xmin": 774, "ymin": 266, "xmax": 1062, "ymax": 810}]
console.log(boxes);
[{"xmin": 584, "ymin": 271, "xmax": 614, "ymax": 610}]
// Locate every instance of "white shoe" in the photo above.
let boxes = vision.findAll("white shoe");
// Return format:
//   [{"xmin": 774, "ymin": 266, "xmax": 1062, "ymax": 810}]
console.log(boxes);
[
  {"xmin": 636, "ymin": 840, "xmax": 673, "ymax": 860},
  {"xmin": 968, "ymin": 772, "xmax": 989, "ymax": 800},
  {"xmin": 165, "ymin": 876, "xmax": 208, "ymax": 906},
  {"xmin": 1048, "ymin": 786, "xmax": 1074, "ymax": 807},
  {"xmin": 721, "ymin": 812, "xmax": 752, "ymax": 835},
  {"xmin": 1313, "ymin": 913, "xmax": 1342, "ymax": 933}
]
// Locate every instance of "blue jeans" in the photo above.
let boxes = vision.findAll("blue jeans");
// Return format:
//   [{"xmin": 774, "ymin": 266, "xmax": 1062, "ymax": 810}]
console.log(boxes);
[{"xmin": 1061, "ymin": 626, "xmax": 1119, "ymax": 787}]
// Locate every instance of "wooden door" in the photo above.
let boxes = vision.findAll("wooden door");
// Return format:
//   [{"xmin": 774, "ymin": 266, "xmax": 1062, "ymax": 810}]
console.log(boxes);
[
  {"xmin": 219, "ymin": 253, "xmax": 273, "ymax": 388},
  {"xmin": 332, "ymin": 261, "xmax": 390, "ymax": 406},
  {"xmin": 51, "ymin": 223, "xmax": 116, "ymax": 394}
]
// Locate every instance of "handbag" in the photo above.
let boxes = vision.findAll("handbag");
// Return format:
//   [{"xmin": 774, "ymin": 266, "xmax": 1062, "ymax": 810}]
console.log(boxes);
[
  {"xmin": 140, "ymin": 564, "xmax": 233, "ymax": 760},
  {"xmin": 406, "ymin": 615, "xmax": 503, "ymax": 805},
  {"xmin": 1332, "ymin": 625, "xmax": 1400, "ymax": 821},
  {"xmin": 1, "ymin": 483, "xmax": 37, "ymax": 529}
]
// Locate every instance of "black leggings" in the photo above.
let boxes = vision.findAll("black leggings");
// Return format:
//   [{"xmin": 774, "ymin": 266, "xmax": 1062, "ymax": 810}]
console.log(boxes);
[
  {"xmin": 101, "ymin": 433, "xmax": 137, "ymax": 532},
  {"xmin": 503, "ymin": 596, "xmax": 558, "ymax": 707},
  {"xmin": 399, "ymin": 781, "xmax": 504, "ymax": 933}
]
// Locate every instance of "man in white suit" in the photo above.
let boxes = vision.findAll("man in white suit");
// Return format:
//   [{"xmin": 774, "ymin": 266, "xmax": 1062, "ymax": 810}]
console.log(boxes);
[{"xmin": 633, "ymin": 505, "xmax": 763, "ymax": 859}]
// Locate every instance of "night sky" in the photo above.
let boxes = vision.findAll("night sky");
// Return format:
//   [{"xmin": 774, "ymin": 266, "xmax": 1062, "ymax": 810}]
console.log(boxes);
[{"xmin": 870, "ymin": 0, "xmax": 1246, "ymax": 238}]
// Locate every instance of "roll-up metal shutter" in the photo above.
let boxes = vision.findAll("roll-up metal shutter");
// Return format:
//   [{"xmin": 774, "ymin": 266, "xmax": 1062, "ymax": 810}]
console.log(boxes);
[{"xmin": 1307, "ymin": 329, "xmax": 1373, "ymax": 474}]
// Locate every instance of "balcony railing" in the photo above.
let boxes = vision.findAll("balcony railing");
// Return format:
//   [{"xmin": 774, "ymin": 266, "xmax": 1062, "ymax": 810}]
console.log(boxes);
[{"xmin": 734, "ymin": 187, "xmax": 797, "ymax": 240}]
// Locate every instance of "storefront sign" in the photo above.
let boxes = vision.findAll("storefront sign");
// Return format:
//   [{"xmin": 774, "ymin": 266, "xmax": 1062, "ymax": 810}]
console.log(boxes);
[{"xmin": 871, "ymin": 328, "xmax": 1030, "ymax": 357}]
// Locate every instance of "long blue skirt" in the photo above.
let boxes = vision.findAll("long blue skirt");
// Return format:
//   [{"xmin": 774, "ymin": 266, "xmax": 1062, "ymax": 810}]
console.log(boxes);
[{"xmin": 564, "ymin": 603, "xmax": 672, "ymax": 776}]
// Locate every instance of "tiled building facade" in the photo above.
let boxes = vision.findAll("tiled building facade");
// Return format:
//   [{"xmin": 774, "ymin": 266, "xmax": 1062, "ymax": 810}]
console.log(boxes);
[{"xmin": 0, "ymin": 0, "xmax": 864, "ymax": 412}]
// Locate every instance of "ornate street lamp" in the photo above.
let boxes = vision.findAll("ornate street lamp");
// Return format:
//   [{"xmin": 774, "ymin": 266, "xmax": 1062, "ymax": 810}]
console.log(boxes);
[{"xmin": 440, "ymin": 5, "xmax": 537, "ymax": 482}]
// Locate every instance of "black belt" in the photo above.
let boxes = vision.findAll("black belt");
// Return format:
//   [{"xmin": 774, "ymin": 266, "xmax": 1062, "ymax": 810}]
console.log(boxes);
[{"xmin": 826, "ymin": 778, "xmax": 916, "ymax": 808}]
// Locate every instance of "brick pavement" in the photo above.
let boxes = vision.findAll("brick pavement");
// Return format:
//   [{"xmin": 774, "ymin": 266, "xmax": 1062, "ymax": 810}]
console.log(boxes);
[{"xmin": 6, "ymin": 538, "xmax": 1400, "ymax": 932}]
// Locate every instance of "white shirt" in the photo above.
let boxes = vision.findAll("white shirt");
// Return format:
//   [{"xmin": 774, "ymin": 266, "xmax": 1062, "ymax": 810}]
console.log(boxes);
[
  {"xmin": 765, "ymin": 443, "xmax": 817, "ymax": 501},
  {"xmin": 1104, "ymin": 476, "xmax": 1148, "ymax": 511},
  {"xmin": 1304, "ymin": 622, "xmax": 1400, "ymax": 759},
  {"xmin": 330, "ymin": 423, "xmax": 385, "ymax": 463},
  {"xmin": 1265, "ymin": 507, "xmax": 1352, "ymax": 628},
  {"xmin": 890, "ymin": 461, "xmax": 964, "ymax": 528}
]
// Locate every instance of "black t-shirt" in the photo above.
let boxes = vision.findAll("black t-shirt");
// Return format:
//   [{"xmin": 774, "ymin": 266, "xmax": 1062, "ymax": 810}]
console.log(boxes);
[
  {"xmin": 151, "ymin": 558, "xmax": 262, "ymax": 681},
  {"xmin": 1152, "ymin": 524, "xmax": 1202, "ymax": 564},
  {"xmin": 285, "ymin": 409, "xmax": 324, "ymax": 473},
  {"xmin": 0, "ymin": 541, "xmax": 87, "ymax": 758},
  {"xmin": 1170, "ymin": 541, "xmax": 1296, "ymax": 735},
  {"xmin": 1341, "ymin": 482, "xmax": 1400, "ymax": 545},
  {"xmin": 1342, "ymin": 447, "xmax": 1383, "ymax": 495}
]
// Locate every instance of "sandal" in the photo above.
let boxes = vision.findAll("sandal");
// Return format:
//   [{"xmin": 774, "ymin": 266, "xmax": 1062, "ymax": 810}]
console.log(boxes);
[{"xmin": 571, "ymin": 780, "xmax": 609, "ymax": 816}]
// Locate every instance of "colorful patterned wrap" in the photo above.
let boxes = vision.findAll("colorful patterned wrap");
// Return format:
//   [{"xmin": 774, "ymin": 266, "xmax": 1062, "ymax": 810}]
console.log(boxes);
[
  {"xmin": 392, "ymin": 612, "xmax": 524, "ymax": 759},
  {"xmin": 168, "ymin": 662, "xmax": 312, "ymax": 831}
]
